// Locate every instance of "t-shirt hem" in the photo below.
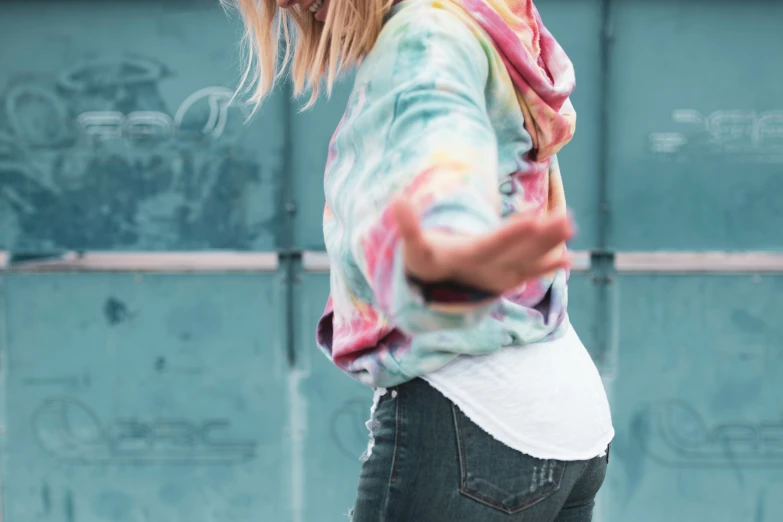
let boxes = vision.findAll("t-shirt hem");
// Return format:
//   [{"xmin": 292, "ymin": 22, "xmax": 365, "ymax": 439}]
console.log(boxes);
[{"xmin": 422, "ymin": 375, "xmax": 615, "ymax": 461}]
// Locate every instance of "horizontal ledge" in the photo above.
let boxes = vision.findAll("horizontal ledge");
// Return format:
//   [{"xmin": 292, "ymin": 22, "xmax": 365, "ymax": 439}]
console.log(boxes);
[
  {"xmin": 570, "ymin": 251, "xmax": 592, "ymax": 272},
  {"xmin": 3, "ymin": 251, "xmax": 779, "ymax": 274},
  {"xmin": 301, "ymin": 251, "xmax": 331, "ymax": 272},
  {"xmin": 302, "ymin": 250, "xmax": 593, "ymax": 273},
  {"xmin": 615, "ymin": 252, "xmax": 783, "ymax": 273},
  {"xmin": 0, "ymin": 252, "xmax": 279, "ymax": 272}
]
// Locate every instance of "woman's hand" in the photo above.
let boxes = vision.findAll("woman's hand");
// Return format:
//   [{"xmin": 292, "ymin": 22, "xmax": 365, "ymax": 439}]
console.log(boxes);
[{"xmin": 392, "ymin": 198, "xmax": 574, "ymax": 295}]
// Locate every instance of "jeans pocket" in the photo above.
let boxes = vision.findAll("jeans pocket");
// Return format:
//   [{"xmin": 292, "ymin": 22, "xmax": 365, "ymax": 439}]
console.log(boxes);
[{"xmin": 452, "ymin": 405, "xmax": 566, "ymax": 515}]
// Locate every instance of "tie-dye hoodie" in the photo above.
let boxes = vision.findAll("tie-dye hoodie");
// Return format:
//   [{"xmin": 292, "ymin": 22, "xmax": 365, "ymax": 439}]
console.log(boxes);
[{"xmin": 316, "ymin": 0, "xmax": 577, "ymax": 387}]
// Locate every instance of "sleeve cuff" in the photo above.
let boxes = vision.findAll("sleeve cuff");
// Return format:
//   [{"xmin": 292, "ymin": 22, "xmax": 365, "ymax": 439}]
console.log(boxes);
[{"xmin": 386, "ymin": 200, "xmax": 502, "ymax": 334}]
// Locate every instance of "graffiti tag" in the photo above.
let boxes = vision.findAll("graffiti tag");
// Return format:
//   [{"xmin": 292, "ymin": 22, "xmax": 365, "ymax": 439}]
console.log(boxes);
[
  {"xmin": 75, "ymin": 87, "xmax": 248, "ymax": 145},
  {"xmin": 634, "ymin": 399, "xmax": 783, "ymax": 468},
  {"xmin": 649, "ymin": 109, "xmax": 783, "ymax": 158},
  {"xmin": 33, "ymin": 397, "xmax": 257, "ymax": 465}
]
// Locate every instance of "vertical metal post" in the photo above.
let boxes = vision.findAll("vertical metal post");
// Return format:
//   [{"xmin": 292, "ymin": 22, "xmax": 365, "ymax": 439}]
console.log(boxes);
[
  {"xmin": 597, "ymin": 0, "xmax": 613, "ymax": 253},
  {"xmin": 592, "ymin": 0, "xmax": 616, "ymax": 372},
  {"xmin": 280, "ymin": 80, "xmax": 299, "ymax": 368}
]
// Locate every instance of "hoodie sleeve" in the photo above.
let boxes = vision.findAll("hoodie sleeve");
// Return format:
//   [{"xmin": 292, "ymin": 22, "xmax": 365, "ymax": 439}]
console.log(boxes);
[{"xmin": 346, "ymin": 6, "xmax": 503, "ymax": 335}]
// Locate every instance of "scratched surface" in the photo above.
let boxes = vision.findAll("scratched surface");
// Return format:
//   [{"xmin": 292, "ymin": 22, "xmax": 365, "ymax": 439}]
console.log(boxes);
[
  {"xmin": 601, "ymin": 274, "xmax": 783, "ymax": 521},
  {"xmin": 536, "ymin": 0, "xmax": 604, "ymax": 252},
  {"xmin": 292, "ymin": 0, "xmax": 604, "ymax": 252},
  {"xmin": 0, "ymin": 272, "xmax": 292, "ymax": 522},
  {"xmin": 608, "ymin": 0, "xmax": 783, "ymax": 251},
  {"xmin": 2, "ymin": 0, "xmax": 783, "ymax": 521},
  {"xmin": 295, "ymin": 271, "xmax": 370, "ymax": 521},
  {"xmin": 290, "ymin": 84, "xmax": 353, "ymax": 251},
  {"xmin": 0, "ymin": 1, "xmax": 287, "ymax": 252},
  {"xmin": 567, "ymin": 273, "xmax": 611, "ymax": 375}
]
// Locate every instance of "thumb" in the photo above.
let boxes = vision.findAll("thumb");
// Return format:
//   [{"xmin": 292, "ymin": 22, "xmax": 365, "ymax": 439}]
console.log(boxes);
[
  {"xmin": 391, "ymin": 198, "xmax": 432, "ymax": 262},
  {"xmin": 392, "ymin": 198, "xmax": 420, "ymax": 243}
]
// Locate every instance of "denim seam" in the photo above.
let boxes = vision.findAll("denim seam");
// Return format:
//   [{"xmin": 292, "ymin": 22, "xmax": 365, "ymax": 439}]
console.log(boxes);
[
  {"xmin": 579, "ymin": 450, "xmax": 603, "ymax": 482},
  {"xmin": 391, "ymin": 393, "xmax": 401, "ymax": 482},
  {"xmin": 381, "ymin": 392, "xmax": 401, "ymax": 522},
  {"xmin": 452, "ymin": 405, "xmax": 566, "ymax": 515},
  {"xmin": 452, "ymin": 404, "xmax": 467, "ymax": 488},
  {"xmin": 561, "ymin": 498, "xmax": 597, "ymax": 512}
]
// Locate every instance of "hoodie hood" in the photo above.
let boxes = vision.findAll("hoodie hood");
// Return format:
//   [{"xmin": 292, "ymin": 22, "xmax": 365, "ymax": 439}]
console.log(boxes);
[{"xmin": 439, "ymin": 0, "xmax": 577, "ymax": 159}]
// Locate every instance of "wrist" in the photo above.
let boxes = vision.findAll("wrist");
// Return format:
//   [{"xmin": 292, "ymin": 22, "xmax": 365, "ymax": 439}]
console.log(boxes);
[{"xmin": 405, "ymin": 271, "xmax": 499, "ymax": 305}]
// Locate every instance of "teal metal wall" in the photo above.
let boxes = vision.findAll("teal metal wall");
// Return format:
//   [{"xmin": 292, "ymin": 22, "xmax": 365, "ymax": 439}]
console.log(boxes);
[
  {"xmin": 0, "ymin": 0, "xmax": 288, "ymax": 252},
  {"xmin": 1, "ymin": 0, "xmax": 782, "ymax": 521}
]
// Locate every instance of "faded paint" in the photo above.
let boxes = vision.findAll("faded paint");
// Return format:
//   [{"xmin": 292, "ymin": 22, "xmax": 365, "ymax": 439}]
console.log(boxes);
[
  {"xmin": 64, "ymin": 490, "xmax": 75, "ymax": 522},
  {"xmin": 103, "ymin": 296, "xmax": 131, "ymax": 326},
  {"xmin": 609, "ymin": 0, "xmax": 783, "ymax": 252},
  {"xmin": 288, "ymin": 369, "xmax": 308, "ymax": 522},
  {"xmin": 0, "ymin": 272, "xmax": 290, "ymax": 521},
  {"xmin": 650, "ymin": 109, "xmax": 783, "ymax": 160},
  {"xmin": 602, "ymin": 272, "xmax": 783, "ymax": 522},
  {"xmin": 0, "ymin": 58, "xmax": 284, "ymax": 253},
  {"xmin": 1, "ymin": 1, "xmax": 783, "ymax": 522},
  {"xmin": 0, "ymin": 274, "xmax": 6, "ymax": 522}
]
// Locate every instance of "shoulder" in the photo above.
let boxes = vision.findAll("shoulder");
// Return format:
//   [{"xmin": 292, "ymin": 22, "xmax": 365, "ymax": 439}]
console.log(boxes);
[
  {"xmin": 365, "ymin": 0, "xmax": 490, "ymax": 83},
  {"xmin": 383, "ymin": 0, "xmax": 478, "ymax": 38}
]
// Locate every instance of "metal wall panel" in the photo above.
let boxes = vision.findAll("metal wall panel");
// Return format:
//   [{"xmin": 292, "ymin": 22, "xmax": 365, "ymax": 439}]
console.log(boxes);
[
  {"xmin": 293, "ymin": 269, "xmax": 370, "ymax": 521},
  {"xmin": 568, "ymin": 272, "xmax": 613, "ymax": 376},
  {"xmin": 0, "ymin": 272, "xmax": 291, "ymax": 522},
  {"xmin": 607, "ymin": 0, "xmax": 783, "ymax": 251},
  {"xmin": 290, "ymin": 84, "xmax": 353, "ymax": 251},
  {"xmin": 3, "ymin": 0, "xmax": 783, "ymax": 520},
  {"xmin": 0, "ymin": 1, "xmax": 288, "ymax": 252},
  {"xmin": 537, "ymin": 0, "xmax": 604, "ymax": 251},
  {"xmin": 601, "ymin": 274, "xmax": 783, "ymax": 521}
]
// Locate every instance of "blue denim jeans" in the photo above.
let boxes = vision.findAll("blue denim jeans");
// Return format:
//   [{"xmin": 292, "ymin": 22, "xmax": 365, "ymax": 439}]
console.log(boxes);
[{"xmin": 351, "ymin": 379, "xmax": 609, "ymax": 522}]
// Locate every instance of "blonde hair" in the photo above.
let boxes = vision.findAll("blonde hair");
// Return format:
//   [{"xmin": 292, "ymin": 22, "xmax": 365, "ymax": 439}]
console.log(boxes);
[{"xmin": 221, "ymin": 0, "xmax": 394, "ymax": 109}]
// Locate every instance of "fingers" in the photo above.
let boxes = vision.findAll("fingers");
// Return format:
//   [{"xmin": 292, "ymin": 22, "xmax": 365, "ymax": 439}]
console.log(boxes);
[
  {"xmin": 392, "ymin": 198, "xmax": 421, "ymax": 241},
  {"xmin": 525, "ymin": 214, "xmax": 573, "ymax": 257},
  {"xmin": 483, "ymin": 211, "xmax": 539, "ymax": 250},
  {"xmin": 532, "ymin": 248, "xmax": 571, "ymax": 276},
  {"xmin": 391, "ymin": 198, "xmax": 432, "ymax": 260},
  {"xmin": 514, "ymin": 249, "xmax": 571, "ymax": 283},
  {"xmin": 472, "ymin": 212, "xmax": 572, "ymax": 260}
]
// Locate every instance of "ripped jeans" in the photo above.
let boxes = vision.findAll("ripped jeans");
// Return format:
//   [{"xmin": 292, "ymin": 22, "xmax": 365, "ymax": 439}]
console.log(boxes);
[{"xmin": 351, "ymin": 379, "xmax": 609, "ymax": 522}]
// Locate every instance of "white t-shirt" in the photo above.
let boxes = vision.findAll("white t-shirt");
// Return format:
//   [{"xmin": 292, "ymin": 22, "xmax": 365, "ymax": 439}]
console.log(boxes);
[{"xmin": 423, "ymin": 319, "xmax": 614, "ymax": 461}]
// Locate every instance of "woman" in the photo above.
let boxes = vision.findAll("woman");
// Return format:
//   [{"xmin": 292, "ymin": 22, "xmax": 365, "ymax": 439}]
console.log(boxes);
[{"xmin": 223, "ymin": 0, "xmax": 614, "ymax": 520}]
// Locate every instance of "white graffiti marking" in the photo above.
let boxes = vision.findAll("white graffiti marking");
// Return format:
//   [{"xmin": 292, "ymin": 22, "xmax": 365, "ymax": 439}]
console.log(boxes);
[
  {"xmin": 651, "ymin": 109, "xmax": 783, "ymax": 156},
  {"xmin": 648, "ymin": 133, "xmax": 688, "ymax": 154},
  {"xmin": 76, "ymin": 112, "xmax": 126, "ymax": 142},
  {"xmin": 174, "ymin": 87, "xmax": 239, "ymax": 140},
  {"xmin": 125, "ymin": 111, "xmax": 175, "ymax": 142},
  {"xmin": 75, "ymin": 86, "xmax": 248, "ymax": 145},
  {"xmin": 6, "ymin": 85, "xmax": 71, "ymax": 147}
]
